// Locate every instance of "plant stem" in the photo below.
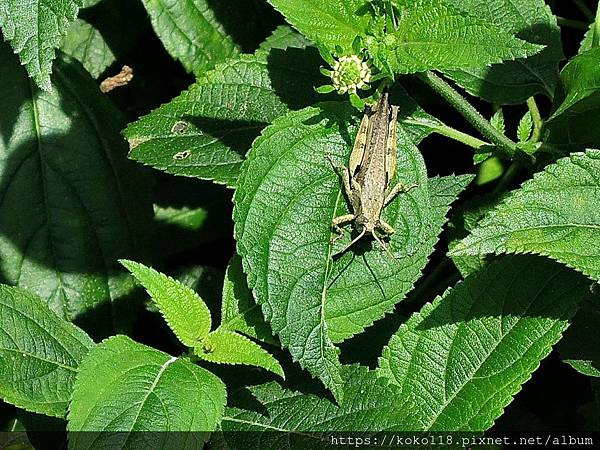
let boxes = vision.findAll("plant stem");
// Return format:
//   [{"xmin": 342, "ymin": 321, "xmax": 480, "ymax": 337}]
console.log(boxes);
[
  {"xmin": 556, "ymin": 16, "xmax": 589, "ymax": 30},
  {"xmin": 403, "ymin": 118, "xmax": 489, "ymax": 150},
  {"xmin": 416, "ymin": 71, "xmax": 517, "ymax": 157},
  {"xmin": 574, "ymin": 0, "xmax": 595, "ymax": 20},
  {"xmin": 410, "ymin": 257, "xmax": 458, "ymax": 303},
  {"xmin": 526, "ymin": 97, "xmax": 543, "ymax": 142},
  {"xmin": 493, "ymin": 160, "xmax": 521, "ymax": 195}
]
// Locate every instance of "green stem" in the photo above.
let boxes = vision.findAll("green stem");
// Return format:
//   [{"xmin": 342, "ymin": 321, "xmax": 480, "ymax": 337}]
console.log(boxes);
[
  {"xmin": 574, "ymin": 0, "xmax": 595, "ymax": 20},
  {"xmin": 410, "ymin": 257, "xmax": 458, "ymax": 303},
  {"xmin": 403, "ymin": 118, "xmax": 489, "ymax": 150},
  {"xmin": 556, "ymin": 16, "xmax": 589, "ymax": 30},
  {"xmin": 526, "ymin": 97, "xmax": 543, "ymax": 143},
  {"xmin": 416, "ymin": 71, "xmax": 517, "ymax": 157}
]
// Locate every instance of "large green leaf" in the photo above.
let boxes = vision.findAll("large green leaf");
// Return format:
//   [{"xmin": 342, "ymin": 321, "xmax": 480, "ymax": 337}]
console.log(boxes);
[
  {"xmin": 0, "ymin": 0, "xmax": 83, "ymax": 90},
  {"xmin": 378, "ymin": 255, "xmax": 592, "ymax": 430},
  {"xmin": 0, "ymin": 44, "xmax": 152, "ymax": 338},
  {"xmin": 443, "ymin": 0, "xmax": 562, "ymax": 104},
  {"xmin": 121, "ymin": 260, "xmax": 212, "ymax": 347},
  {"xmin": 369, "ymin": 0, "xmax": 543, "ymax": 76},
  {"xmin": 233, "ymin": 102, "xmax": 469, "ymax": 401},
  {"xmin": 140, "ymin": 0, "xmax": 238, "ymax": 76},
  {"xmin": 124, "ymin": 48, "xmax": 325, "ymax": 187},
  {"xmin": 215, "ymin": 366, "xmax": 412, "ymax": 448},
  {"xmin": 451, "ymin": 150, "xmax": 600, "ymax": 282},
  {"xmin": 266, "ymin": 0, "xmax": 370, "ymax": 54},
  {"xmin": 547, "ymin": 48, "xmax": 600, "ymax": 149},
  {"xmin": 0, "ymin": 285, "xmax": 94, "ymax": 418},
  {"xmin": 559, "ymin": 297, "xmax": 600, "ymax": 378},
  {"xmin": 68, "ymin": 335, "xmax": 226, "ymax": 446}
]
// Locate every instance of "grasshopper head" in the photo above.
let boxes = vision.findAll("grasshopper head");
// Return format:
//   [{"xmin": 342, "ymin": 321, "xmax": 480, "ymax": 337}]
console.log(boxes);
[{"xmin": 355, "ymin": 214, "xmax": 376, "ymax": 234}]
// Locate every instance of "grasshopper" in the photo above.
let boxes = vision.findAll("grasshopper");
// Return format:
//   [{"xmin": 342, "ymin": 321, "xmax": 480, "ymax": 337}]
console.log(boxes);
[{"xmin": 328, "ymin": 90, "xmax": 416, "ymax": 260}]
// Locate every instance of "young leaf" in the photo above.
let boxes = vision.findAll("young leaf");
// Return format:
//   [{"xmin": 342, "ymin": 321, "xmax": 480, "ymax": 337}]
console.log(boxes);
[
  {"xmin": 0, "ymin": 285, "xmax": 94, "ymax": 418},
  {"xmin": 547, "ymin": 48, "xmax": 600, "ymax": 149},
  {"xmin": 0, "ymin": 44, "xmax": 152, "ymax": 338},
  {"xmin": 124, "ymin": 48, "xmax": 325, "ymax": 186},
  {"xmin": 121, "ymin": 260, "xmax": 211, "ymax": 347},
  {"xmin": 139, "ymin": 0, "xmax": 239, "ymax": 77},
  {"xmin": 60, "ymin": 19, "xmax": 114, "ymax": 79},
  {"xmin": 369, "ymin": 0, "xmax": 543, "ymax": 76},
  {"xmin": 0, "ymin": 0, "xmax": 83, "ymax": 90},
  {"xmin": 490, "ymin": 109, "xmax": 506, "ymax": 135},
  {"xmin": 451, "ymin": 150, "xmax": 600, "ymax": 283},
  {"xmin": 378, "ymin": 255, "xmax": 592, "ymax": 430},
  {"xmin": 517, "ymin": 111, "xmax": 533, "ymax": 143},
  {"xmin": 68, "ymin": 335, "xmax": 225, "ymax": 444},
  {"xmin": 559, "ymin": 298, "xmax": 600, "ymax": 378},
  {"xmin": 443, "ymin": 0, "xmax": 562, "ymax": 104},
  {"xmin": 266, "ymin": 0, "xmax": 370, "ymax": 54},
  {"xmin": 215, "ymin": 366, "xmax": 412, "ymax": 446},
  {"xmin": 220, "ymin": 255, "xmax": 276, "ymax": 345},
  {"xmin": 195, "ymin": 329, "xmax": 284, "ymax": 378}
]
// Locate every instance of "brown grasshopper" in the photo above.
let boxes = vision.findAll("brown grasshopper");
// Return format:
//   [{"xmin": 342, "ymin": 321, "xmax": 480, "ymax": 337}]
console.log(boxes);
[{"xmin": 328, "ymin": 90, "xmax": 416, "ymax": 260}]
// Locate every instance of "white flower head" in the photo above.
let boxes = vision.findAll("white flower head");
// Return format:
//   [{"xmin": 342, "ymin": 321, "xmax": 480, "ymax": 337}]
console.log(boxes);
[{"xmin": 330, "ymin": 54, "xmax": 371, "ymax": 95}]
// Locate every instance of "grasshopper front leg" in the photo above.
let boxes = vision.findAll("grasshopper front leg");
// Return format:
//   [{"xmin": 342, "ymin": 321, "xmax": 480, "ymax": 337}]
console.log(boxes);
[
  {"xmin": 331, "ymin": 214, "xmax": 356, "ymax": 244},
  {"xmin": 384, "ymin": 182, "xmax": 418, "ymax": 206}
]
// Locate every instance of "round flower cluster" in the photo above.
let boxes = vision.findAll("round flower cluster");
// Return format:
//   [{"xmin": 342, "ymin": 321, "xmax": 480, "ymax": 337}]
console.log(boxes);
[{"xmin": 330, "ymin": 55, "xmax": 371, "ymax": 94}]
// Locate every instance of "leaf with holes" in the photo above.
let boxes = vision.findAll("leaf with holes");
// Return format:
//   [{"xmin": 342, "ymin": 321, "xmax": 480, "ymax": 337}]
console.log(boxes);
[
  {"xmin": 68, "ymin": 335, "xmax": 225, "ymax": 444},
  {"xmin": 0, "ymin": 285, "xmax": 94, "ymax": 417},
  {"xmin": 0, "ymin": 0, "xmax": 83, "ymax": 90},
  {"xmin": 0, "ymin": 44, "xmax": 152, "ymax": 339},
  {"xmin": 451, "ymin": 150, "xmax": 600, "ymax": 282},
  {"xmin": 443, "ymin": 0, "xmax": 562, "ymax": 104},
  {"xmin": 378, "ymin": 255, "xmax": 592, "ymax": 431}
]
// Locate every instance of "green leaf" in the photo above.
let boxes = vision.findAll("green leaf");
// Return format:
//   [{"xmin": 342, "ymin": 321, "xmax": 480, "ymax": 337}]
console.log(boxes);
[
  {"xmin": 378, "ymin": 255, "xmax": 592, "ymax": 430},
  {"xmin": 256, "ymin": 25, "xmax": 312, "ymax": 55},
  {"xmin": 68, "ymin": 335, "xmax": 225, "ymax": 443},
  {"xmin": 124, "ymin": 48, "xmax": 325, "ymax": 186},
  {"xmin": 195, "ymin": 329, "xmax": 284, "ymax": 378},
  {"xmin": 234, "ymin": 104, "xmax": 350, "ymax": 401},
  {"xmin": 139, "ymin": 0, "xmax": 239, "ymax": 77},
  {"xmin": 369, "ymin": 0, "xmax": 543, "ymax": 76},
  {"xmin": 547, "ymin": 48, "xmax": 600, "ymax": 149},
  {"xmin": 517, "ymin": 111, "xmax": 533, "ymax": 143},
  {"xmin": 0, "ymin": 0, "xmax": 83, "ymax": 90},
  {"xmin": 490, "ymin": 109, "xmax": 506, "ymax": 135},
  {"xmin": 220, "ymin": 255, "xmax": 276, "ymax": 345},
  {"xmin": 216, "ymin": 366, "xmax": 411, "ymax": 446},
  {"xmin": 451, "ymin": 150, "xmax": 600, "ymax": 282},
  {"xmin": 326, "ymin": 172, "xmax": 473, "ymax": 343},
  {"xmin": 234, "ymin": 103, "xmax": 471, "ymax": 400},
  {"xmin": 579, "ymin": 22, "xmax": 596, "ymax": 54},
  {"xmin": 266, "ymin": 0, "xmax": 370, "ymax": 54},
  {"xmin": 0, "ymin": 44, "xmax": 152, "ymax": 338},
  {"xmin": 121, "ymin": 260, "xmax": 212, "ymax": 347},
  {"xmin": 559, "ymin": 297, "xmax": 600, "ymax": 378},
  {"xmin": 0, "ymin": 285, "xmax": 94, "ymax": 417},
  {"xmin": 442, "ymin": 0, "xmax": 562, "ymax": 104}
]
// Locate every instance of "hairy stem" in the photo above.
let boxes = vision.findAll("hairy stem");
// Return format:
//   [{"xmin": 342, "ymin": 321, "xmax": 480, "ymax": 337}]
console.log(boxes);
[
  {"xmin": 403, "ymin": 118, "xmax": 489, "ymax": 150},
  {"xmin": 416, "ymin": 71, "xmax": 517, "ymax": 157},
  {"xmin": 526, "ymin": 97, "xmax": 543, "ymax": 143}
]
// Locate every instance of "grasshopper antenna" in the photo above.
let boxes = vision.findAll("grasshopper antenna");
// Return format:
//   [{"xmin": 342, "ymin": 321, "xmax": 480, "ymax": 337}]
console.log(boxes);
[
  {"xmin": 337, "ymin": 228, "xmax": 367, "ymax": 256},
  {"xmin": 373, "ymin": 234, "xmax": 399, "ymax": 265}
]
